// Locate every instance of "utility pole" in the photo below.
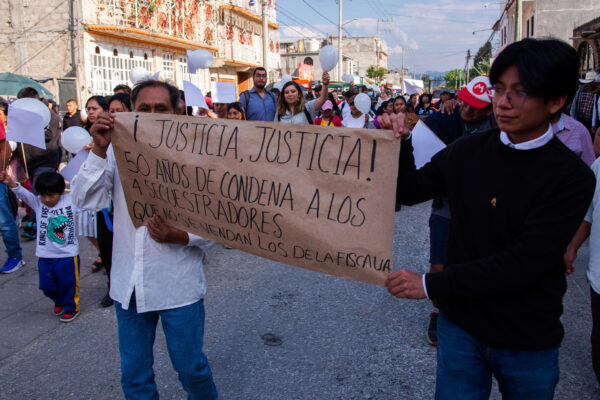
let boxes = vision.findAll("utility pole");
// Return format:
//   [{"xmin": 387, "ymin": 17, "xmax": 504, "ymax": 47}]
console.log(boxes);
[
  {"xmin": 262, "ymin": 1, "xmax": 269, "ymax": 76},
  {"xmin": 376, "ymin": 19, "xmax": 380, "ymax": 70},
  {"xmin": 338, "ymin": 0, "xmax": 342, "ymax": 81},
  {"xmin": 465, "ymin": 49, "xmax": 471, "ymax": 83},
  {"xmin": 515, "ymin": 0, "xmax": 522, "ymax": 41}
]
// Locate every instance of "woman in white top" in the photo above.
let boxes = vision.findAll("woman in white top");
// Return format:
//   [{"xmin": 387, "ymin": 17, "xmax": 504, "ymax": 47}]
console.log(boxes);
[
  {"xmin": 342, "ymin": 94, "xmax": 371, "ymax": 129},
  {"xmin": 275, "ymin": 72, "xmax": 330, "ymax": 124}
]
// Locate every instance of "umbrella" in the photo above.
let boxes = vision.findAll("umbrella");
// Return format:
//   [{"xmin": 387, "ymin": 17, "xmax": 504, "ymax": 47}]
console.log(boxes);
[{"xmin": 0, "ymin": 72, "xmax": 55, "ymax": 99}]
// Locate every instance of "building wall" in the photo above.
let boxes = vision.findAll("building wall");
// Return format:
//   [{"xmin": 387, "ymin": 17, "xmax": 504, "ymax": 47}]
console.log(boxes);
[
  {"xmin": 342, "ymin": 37, "xmax": 388, "ymax": 78},
  {"xmin": 0, "ymin": 0, "xmax": 73, "ymax": 96},
  {"xmin": 496, "ymin": 0, "xmax": 600, "ymax": 54},
  {"xmin": 536, "ymin": 0, "xmax": 600, "ymax": 43},
  {"xmin": 0, "ymin": 0, "xmax": 281, "ymax": 102}
]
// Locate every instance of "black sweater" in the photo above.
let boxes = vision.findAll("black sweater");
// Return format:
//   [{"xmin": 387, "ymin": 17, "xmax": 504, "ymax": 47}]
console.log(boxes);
[{"xmin": 397, "ymin": 128, "xmax": 595, "ymax": 350}]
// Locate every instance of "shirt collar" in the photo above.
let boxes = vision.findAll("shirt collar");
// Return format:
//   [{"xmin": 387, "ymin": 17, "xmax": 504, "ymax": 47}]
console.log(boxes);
[
  {"xmin": 551, "ymin": 113, "xmax": 565, "ymax": 135},
  {"xmin": 499, "ymin": 124, "xmax": 554, "ymax": 150}
]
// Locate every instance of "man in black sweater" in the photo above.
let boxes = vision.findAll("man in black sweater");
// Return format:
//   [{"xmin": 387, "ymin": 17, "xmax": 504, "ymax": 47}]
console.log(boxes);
[{"xmin": 382, "ymin": 39, "xmax": 596, "ymax": 399}]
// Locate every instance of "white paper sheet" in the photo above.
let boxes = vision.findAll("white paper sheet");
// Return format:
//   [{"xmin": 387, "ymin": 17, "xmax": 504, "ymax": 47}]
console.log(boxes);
[
  {"xmin": 211, "ymin": 81, "xmax": 237, "ymax": 104},
  {"xmin": 411, "ymin": 120, "xmax": 446, "ymax": 169},
  {"xmin": 6, "ymin": 108, "xmax": 46, "ymax": 149},
  {"xmin": 58, "ymin": 149, "xmax": 89, "ymax": 182},
  {"xmin": 183, "ymin": 80, "xmax": 209, "ymax": 109}
]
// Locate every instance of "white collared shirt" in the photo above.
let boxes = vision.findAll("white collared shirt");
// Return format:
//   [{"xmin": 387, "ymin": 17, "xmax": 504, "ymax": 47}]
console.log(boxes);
[
  {"xmin": 499, "ymin": 124, "xmax": 554, "ymax": 150},
  {"xmin": 71, "ymin": 146, "xmax": 212, "ymax": 312}
]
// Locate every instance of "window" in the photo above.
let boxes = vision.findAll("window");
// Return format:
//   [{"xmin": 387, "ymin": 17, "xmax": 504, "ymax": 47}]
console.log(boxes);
[
  {"xmin": 579, "ymin": 42, "xmax": 595, "ymax": 79},
  {"xmin": 90, "ymin": 43, "xmax": 152, "ymax": 95},
  {"xmin": 530, "ymin": 16, "xmax": 534, "ymax": 37},
  {"xmin": 177, "ymin": 55, "xmax": 206, "ymax": 92},
  {"xmin": 162, "ymin": 53, "xmax": 174, "ymax": 82},
  {"xmin": 526, "ymin": 20, "xmax": 530, "ymax": 38}
]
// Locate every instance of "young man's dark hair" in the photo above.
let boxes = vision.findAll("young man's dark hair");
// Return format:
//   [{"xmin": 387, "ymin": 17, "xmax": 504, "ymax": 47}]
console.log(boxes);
[
  {"xmin": 490, "ymin": 38, "xmax": 578, "ymax": 104},
  {"xmin": 343, "ymin": 90, "xmax": 354, "ymax": 99},
  {"xmin": 17, "ymin": 87, "xmax": 40, "ymax": 99},
  {"xmin": 66, "ymin": 99, "xmax": 77, "ymax": 104},
  {"xmin": 113, "ymin": 84, "xmax": 132, "ymax": 94},
  {"xmin": 34, "ymin": 171, "xmax": 65, "ymax": 196},
  {"xmin": 253, "ymin": 67, "xmax": 267, "ymax": 77},
  {"xmin": 131, "ymin": 80, "xmax": 179, "ymax": 112}
]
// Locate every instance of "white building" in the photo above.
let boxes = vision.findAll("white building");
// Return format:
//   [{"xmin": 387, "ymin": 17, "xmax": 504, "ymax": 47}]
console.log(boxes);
[{"xmin": 0, "ymin": 0, "xmax": 282, "ymax": 109}]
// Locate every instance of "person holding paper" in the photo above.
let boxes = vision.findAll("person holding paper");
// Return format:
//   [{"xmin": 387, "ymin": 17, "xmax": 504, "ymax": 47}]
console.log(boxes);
[
  {"xmin": 14, "ymin": 87, "xmax": 62, "ymax": 241},
  {"xmin": 418, "ymin": 76, "xmax": 496, "ymax": 347},
  {"xmin": 71, "ymin": 79, "xmax": 218, "ymax": 400},
  {"xmin": 275, "ymin": 72, "xmax": 330, "ymax": 124},
  {"xmin": 381, "ymin": 38, "xmax": 595, "ymax": 399}
]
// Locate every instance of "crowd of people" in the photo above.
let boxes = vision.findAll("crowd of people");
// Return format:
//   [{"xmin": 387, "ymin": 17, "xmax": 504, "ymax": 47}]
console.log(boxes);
[{"xmin": 0, "ymin": 37, "xmax": 599, "ymax": 399}]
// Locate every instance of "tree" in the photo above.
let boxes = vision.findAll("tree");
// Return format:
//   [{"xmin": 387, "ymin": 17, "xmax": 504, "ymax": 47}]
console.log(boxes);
[
  {"xmin": 443, "ymin": 69, "xmax": 465, "ymax": 89},
  {"xmin": 366, "ymin": 66, "xmax": 387, "ymax": 84},
  {"xmin": 472, "ymin": 41, "xmax": 492, "ymax": 76}
]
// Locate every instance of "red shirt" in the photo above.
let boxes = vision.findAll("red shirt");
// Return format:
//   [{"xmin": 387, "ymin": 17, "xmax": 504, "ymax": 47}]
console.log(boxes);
[{"xmin": 314, "ymin": 116, "xmax": 342, "ymax": 127}]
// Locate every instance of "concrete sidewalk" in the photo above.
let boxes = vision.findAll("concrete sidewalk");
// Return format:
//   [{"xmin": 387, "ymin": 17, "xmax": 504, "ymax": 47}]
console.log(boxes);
[{"xmin": 0, "ymin": 202, "xmax": 598, "ymax": 399}]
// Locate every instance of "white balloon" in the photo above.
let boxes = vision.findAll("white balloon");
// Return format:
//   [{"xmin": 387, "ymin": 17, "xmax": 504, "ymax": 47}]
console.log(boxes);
[
  {"xmin": 188, "ymin": 49, "xmax": 214, "ymax": 69},
  {"xmin": 342, "ymin": 74, "xmax": 354, "ymax": 84},
  {"xmin": 8, "ymin": 141, "xmax": 16, "ymax": 152},
  {"xmin": 79, "ymin": 106, "xmax": 87, "ymax": 121},
  {"xmin": 319, "ymin": 45, "xmax": 338, "ymax": 72},
  {"xmin": 130, "ymin": 67, "xmax": 151, "ymax": 84},
  {"xmin": 273, "ymin": 81, "xmax": 284, "ymax": 91},
  {"xmin": 10, "ymin": 98, "xmax": 51, "ymax": 127},
  {"xmin": 61, "ymin": 126, "xmax": 91, "ymax": 154},
  {"xmin": 354, "ymin": 93, "xmax": 371, "ymax": 115},
  {"xmin": 281, "ymin": 74, "xmax": 292, "ymax": 83}
]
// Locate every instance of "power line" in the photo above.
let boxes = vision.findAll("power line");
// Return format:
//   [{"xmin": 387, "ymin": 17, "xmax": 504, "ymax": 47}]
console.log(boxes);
[{"xmin": 301, "ymin": 0, "xmax": 354, "ymax": 38}]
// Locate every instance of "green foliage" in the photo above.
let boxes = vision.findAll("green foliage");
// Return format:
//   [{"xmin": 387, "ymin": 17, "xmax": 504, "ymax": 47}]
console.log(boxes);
[
  {"xmin": 443, "ymin": 69, "xmax": 465, "ymax": 89},
  {"xmin": 366, "ymin": 66, "xmax": 387, "ymax": 83},
  {"xmin": 472, "ymin": 42, "xmax": 492, "ymax": 76}
]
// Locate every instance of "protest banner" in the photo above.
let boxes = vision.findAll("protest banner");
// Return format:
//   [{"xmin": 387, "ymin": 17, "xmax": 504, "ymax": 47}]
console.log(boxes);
[{"xmin": 111, "ymin": 114, "xmax": 400, "ymax": 286}]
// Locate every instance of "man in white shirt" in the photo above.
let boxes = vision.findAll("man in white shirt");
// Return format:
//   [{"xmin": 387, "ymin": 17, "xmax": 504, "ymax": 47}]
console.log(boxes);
[{"xmin": 71, "ymin": 80, "xmax": 218, "ymax": 399}]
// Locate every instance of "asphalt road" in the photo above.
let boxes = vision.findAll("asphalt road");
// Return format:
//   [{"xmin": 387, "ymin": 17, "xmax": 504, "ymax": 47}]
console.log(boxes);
[{"xmin": 0, "ymin": 201, "xmax": 598, "ymax": 399}]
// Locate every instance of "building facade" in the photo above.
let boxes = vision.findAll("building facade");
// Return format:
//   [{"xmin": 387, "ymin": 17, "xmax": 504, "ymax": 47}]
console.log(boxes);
[
  {"xmin": 493, "ymin": 0, "xmax": 600, "ymax": 55},
  {"xmin": 573, "ymin": 17, "xmax": 600, "ymax": 78},
  {"xmin": 0, "ymin": 0, "xmax": 281, "ymax": 109},
  {"xmin": 280, "ymin": 36, "xmax": 387, "ymax": 84}
]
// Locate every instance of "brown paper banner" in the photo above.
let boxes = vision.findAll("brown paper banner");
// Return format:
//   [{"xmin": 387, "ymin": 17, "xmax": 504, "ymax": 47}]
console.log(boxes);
[{"xmin": 111, "ymin": 113, "xmax": 399, "ymax": 286}]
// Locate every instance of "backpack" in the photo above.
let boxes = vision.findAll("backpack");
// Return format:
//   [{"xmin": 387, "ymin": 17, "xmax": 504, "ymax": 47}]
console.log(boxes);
[
  {"xmin": 241, "ymin": 90, "xmax": 276, "ymax": 113},
  {"xmin": 276, "ymin": 106, "xmax": 313, "ymax": 124}
]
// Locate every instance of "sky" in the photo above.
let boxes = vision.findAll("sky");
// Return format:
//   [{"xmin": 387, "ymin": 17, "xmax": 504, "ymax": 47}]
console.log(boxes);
[{"xmin": 276, "ymin": 0, "xmax": 501, "ymax": 74}]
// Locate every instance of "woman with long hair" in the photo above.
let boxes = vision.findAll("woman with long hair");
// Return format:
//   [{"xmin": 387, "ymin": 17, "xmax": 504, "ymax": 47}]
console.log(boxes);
[
  {"xmin": 416, "ymin": 93, "xmax": 434, "ymax": 118},
  {"xmin": 275, "ymin": 72, "xmax": 330, "ymax": 124},
  {"xmin": 227, "ymin": 102, "xmax": 246, "ymax": 120},
  {"xmin": 393, "ymin": 96, "xmax": 408, "ymax": 114}
]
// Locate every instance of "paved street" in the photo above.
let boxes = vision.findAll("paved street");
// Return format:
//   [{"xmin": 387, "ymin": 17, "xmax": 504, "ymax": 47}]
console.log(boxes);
[{"xmin": 0, "ymin": 201, "xmax": 598, "ymax": 399}]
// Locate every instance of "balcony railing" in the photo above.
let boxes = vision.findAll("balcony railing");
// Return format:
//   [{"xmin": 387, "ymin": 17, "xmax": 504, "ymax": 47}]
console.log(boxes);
[{"xmin": 89, "ymin": 0, "xmax": 218, "ymax": 45}]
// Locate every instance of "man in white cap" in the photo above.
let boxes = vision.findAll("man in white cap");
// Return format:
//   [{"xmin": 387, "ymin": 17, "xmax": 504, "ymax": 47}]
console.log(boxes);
[
  {"xmin": 571, "ymin": 70, "xmax": 599, "ymax": 136},
  {"xmin": 419, "ymin": 75, "xmax": 496, "ymax": 347}
]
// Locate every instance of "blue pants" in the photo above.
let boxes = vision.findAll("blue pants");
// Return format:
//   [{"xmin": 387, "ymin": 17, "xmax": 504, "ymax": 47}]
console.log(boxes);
[
  {"xmin": 0, "ymin": 183, "xmax": 21, "ymax": 259},
  {"xmin": 435, "ymin": 313, "xmax": 559, "ymax": 400},
  {"xmin": 38, "ymin": 256, "xmax": 80, "ymax": 313},
  {"xmin": 114, "ymin": 297, "xmax": 218, "ymax": 400}
]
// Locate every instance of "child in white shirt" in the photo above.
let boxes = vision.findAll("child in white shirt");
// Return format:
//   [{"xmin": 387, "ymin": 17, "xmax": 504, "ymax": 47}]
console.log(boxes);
[{"xmin": 0, "ymin": 171, "xmax": 80, "ymax": 322}]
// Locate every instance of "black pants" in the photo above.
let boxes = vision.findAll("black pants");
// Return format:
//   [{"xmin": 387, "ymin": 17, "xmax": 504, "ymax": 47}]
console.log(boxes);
[
  {"xmin": 591, "ymin": 287, "xmax": 600, "ymax": 384},
  {"xmin": 96, "ymin": 210, "xmax": 113, "ymax": 285}
]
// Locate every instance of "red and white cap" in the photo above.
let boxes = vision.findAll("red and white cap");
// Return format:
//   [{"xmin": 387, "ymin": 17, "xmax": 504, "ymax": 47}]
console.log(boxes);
[{"xmin": 457, "ymin": 76, "xmax": 492, "ymax": 109}]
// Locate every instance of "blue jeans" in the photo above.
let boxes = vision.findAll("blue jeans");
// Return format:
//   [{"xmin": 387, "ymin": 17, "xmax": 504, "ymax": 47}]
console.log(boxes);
[
  {"xmin": 0, "ymin": 183, "xmax": 21, "ymax": 259},
  {"xmin": 114, "ymin": 297, "xmax": 218, "ymax": 400},
  {"xmin": 436, "ymin": 313, "xmax": 559, "ymax": 400}
]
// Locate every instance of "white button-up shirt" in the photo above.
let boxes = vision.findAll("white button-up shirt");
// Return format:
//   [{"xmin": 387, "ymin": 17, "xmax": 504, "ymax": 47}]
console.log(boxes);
[{"xmin": 71, "ymin": 146, "xmax": 212, "ymax": 312}]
